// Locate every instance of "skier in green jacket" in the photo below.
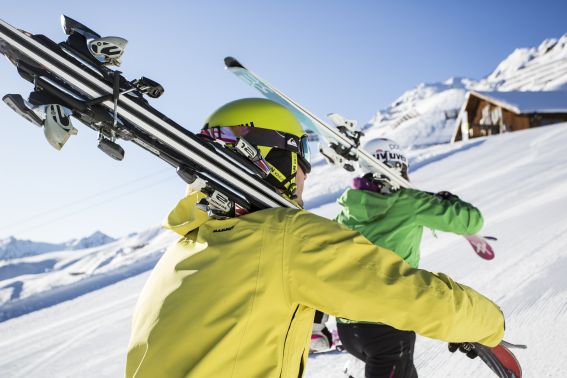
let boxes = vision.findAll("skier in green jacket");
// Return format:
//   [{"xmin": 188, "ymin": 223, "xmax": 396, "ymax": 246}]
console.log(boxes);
[{"xmin": 330, "ymin": 137, "xmax": 484, "ymax": 378}]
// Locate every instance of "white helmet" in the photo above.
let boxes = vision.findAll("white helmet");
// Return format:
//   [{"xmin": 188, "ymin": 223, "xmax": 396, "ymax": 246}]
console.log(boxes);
[{"xmin": 360, "ymin": 138, "xmax": 409, "ymax": 180}]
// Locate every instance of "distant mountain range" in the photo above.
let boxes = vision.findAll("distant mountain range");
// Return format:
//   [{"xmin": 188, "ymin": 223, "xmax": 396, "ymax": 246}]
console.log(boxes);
[
  {"xmin": 366, "ymin": 33, "xmax": 567, "ymax": 148},
  {"xmin": 0, "ymin": 231, "xmax": 116, "ymax": 260},
  {"xmin": 0, "ymin": 225, "xmax": 175, "ymax": 320}
]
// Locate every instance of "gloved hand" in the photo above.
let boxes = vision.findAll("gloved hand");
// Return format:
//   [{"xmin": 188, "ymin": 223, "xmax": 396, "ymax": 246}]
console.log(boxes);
[
  {"xmin": 436, "ymin": 191, "xmax": 460, "ymax": 201},
  {"xmin": 448, "ymin": 342, "xmax": 478, "ymax": 359}
]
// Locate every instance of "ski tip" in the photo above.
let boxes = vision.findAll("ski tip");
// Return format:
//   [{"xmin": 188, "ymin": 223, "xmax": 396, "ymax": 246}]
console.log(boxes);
[
  {"xmin": 224, "ymin": 56, "xmax": 245, "ymax": 69},
  {"xmin": 501, "ymin": 340, "xmax": 528, "ymax": 350}
]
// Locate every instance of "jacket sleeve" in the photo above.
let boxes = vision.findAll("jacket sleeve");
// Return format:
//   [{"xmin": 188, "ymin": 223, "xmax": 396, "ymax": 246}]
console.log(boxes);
[
  {"xmin": 283, "ymin": 210, "xmax": 504, "ymax": 347},
  {"xmin": 406, "ymin": 189, "xmax": 484, "ymax": 235}
]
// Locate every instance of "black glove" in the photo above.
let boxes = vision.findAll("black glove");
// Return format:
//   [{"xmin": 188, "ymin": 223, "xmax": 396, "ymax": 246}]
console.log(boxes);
[
  {"xmin": 436, "ymin": 191, "xmax": 460, "ymax": 201},
  {"xmin": 448, "ymin": 342, "xmax": 478, "ymax": 359}
]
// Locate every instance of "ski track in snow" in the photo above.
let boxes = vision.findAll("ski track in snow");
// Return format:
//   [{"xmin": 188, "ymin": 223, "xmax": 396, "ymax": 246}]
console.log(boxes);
[{"xmin": 0, "ymin": 125, "xmax": 566, "ymax": 377}]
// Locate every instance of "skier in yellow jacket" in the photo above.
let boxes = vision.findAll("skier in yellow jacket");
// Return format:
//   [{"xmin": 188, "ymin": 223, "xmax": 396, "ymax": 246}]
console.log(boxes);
[{"xmin": 126, "ymin": 98, "xmax": 505, "ymax": 378}]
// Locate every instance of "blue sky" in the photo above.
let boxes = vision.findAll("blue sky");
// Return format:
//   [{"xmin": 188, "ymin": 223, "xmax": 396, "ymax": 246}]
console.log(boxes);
[{"xmin": 1, "ymin": 0, "xmax": 566, "ymax": 242}]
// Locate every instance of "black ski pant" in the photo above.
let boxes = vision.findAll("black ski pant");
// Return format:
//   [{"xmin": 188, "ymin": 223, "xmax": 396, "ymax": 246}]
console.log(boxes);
[{"xmin": 337, "ymin": 322, "xmax": 418, "ymax": 378}]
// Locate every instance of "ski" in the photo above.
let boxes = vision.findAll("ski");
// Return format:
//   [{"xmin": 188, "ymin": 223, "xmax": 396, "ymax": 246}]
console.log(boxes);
[
  {"xmin": 471, "ymin": 341, "xmax": 525, "ymax": 378},
  {"xmin": 224, "ymin": 56, "xmax": 496, "ymax": 260},
  {"xmin": 465, "ymin": 235, "xmax": 495, "ymax": 260},
  {"xmin": 0, "ymin": 16, "xmax": 298, "ymax": 218},
  {"xmin": 342, "ymin": 340, "xmax": 525, "ymax": 378}
]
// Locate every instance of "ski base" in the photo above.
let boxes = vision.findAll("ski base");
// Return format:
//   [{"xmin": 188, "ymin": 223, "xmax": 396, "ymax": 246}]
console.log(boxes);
[
  {"xmin": 473, "ymin": 342, "xmax": 523, "ymax": 378},
  {"xmin": 465, "ymin": 235, "xmax": 495, "ymax": 260}
]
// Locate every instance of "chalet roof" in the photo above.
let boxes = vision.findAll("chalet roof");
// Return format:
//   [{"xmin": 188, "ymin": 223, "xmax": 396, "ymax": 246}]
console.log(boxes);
[{"xmin": 471, "ymin": 90, "xmax": 567, "ymax": 114}]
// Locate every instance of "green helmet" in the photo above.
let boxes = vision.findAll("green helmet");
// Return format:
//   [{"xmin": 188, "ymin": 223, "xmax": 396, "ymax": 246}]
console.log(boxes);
[{"xmin": 201, "ymin": 98, "xmax": 311, "ymax": 198}]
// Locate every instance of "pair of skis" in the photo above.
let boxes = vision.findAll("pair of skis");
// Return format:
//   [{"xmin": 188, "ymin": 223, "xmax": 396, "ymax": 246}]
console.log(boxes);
[
  {"xmin": 224, "ymin": 57, "xmax": 496, "ymax": 261},
  {"xmin": 0, "ymin": 15, "xmax": 521, "ymax": 377},
  {"xmin": 0, "ymin": 16, "xmax": 297, "ymax": 220}
]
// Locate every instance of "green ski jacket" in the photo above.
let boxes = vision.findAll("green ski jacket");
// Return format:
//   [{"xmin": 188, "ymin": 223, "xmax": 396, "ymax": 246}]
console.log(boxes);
[{"xmin": 336, "ymin": 188, "xmax": 484, "ymax": 269}]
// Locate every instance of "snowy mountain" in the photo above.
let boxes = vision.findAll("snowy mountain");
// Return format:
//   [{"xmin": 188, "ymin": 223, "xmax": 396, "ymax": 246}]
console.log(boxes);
[
  {"xmin": 66, "ymin": 231, "xmax": 116, "ymax": 250},
  {"xmin": 0, "ymin": 226, "xmax": 176, "ymax": 320},
  {"xmin": 367, "ymin": 33, "xmax": 567, "ymax": 148},
  {"xmin": 0, "ymin": 237, "xmax": 64, "ymax": 260},
  {"xmin": 0, "ymin": 231, "xmax": 115, "ymax": 260}
]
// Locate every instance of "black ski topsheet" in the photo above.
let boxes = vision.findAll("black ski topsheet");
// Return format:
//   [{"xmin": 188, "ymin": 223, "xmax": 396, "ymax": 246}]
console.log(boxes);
[{"xmin": 0, "ymin": 18, "xmax": 295, "ymax": 211}]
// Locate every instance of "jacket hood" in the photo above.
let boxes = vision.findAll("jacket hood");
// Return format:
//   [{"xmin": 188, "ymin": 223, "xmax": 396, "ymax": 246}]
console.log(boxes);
[
  {"xmin": 164, "ymin": 186, "xmax": 303, "ymax": 236},
  {"xmin": 163, "ymin": 188, "xmax": 209, "ymax": 236},
  {"xmin": 337, "ymin": 188, "xmax": 398, "ymax": 223}
]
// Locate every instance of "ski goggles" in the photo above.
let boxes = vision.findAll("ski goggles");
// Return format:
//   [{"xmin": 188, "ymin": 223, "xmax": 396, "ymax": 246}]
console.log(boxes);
[{"xmin": 201, "ymin": 125, "xmax": 311, "ymax": 173}]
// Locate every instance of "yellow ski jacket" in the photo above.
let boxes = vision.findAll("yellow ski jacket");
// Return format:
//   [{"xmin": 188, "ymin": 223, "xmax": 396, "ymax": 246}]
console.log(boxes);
[{"xmin": 126, "ymin": 191, "xmax": 504, "ymax": 378}]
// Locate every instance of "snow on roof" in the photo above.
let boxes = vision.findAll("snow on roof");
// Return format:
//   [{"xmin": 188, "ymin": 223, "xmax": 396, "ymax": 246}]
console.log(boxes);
[{"xmin": 472, "ymin": 90, "xmax": 567, "ymax": 114}]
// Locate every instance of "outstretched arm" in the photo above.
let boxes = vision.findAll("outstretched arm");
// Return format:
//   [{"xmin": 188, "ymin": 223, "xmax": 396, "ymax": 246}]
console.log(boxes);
[
  {"xmin": 406, "ymin": 189, "xmax": 484, "ymax": 235},
  {"xmin": 284, "ymin": 210, "xmax": 504, "ymax": 347}
]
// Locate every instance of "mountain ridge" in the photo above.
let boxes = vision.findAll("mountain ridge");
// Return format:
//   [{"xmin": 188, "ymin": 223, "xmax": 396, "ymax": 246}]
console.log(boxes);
[{"xmin": 366, "ymin": 32, "xmax": 567, "ymax": 148}]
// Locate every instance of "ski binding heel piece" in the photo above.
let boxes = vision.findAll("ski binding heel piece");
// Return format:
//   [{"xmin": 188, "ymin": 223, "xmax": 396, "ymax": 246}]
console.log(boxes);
[
  {"xmin": 328, "ymin": 113, "xmax": 364, "ymax": 147},
  {"xmin": 44, "ymin": 104, "xmax": 77, "ymax": 150},
  {"xmin": 89, "ymin": 36, "xmax": 128, "ymax": 66}
]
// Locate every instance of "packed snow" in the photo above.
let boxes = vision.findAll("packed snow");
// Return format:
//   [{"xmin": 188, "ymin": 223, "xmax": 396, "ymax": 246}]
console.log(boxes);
[
  {"xmin": 1, "ymin": 123, "xmax": 567, "ymax": 377},
  {"xmin": 1, "ymin": 34, "xmax": 567, "ymax": 377}
]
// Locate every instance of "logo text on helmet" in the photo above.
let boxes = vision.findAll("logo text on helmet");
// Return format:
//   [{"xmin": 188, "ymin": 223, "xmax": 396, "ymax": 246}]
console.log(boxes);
[{"xmin": 376, "ymin": 150, "xmax": 407, "ymax": 163}]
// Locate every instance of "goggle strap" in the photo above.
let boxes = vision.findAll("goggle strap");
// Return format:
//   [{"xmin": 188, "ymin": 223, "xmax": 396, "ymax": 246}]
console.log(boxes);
[{"xmin": 202, "ymin": 126, "xmax": 302, "ymax": 155}]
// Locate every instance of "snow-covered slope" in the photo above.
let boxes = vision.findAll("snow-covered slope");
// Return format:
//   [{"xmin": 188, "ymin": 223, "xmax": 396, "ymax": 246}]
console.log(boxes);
[
  {"xmin": 1, "ymin": 123, "xmax": 566, "ymax": 377},
  {"xmin": 368, "ymin": 33, "xmax": 567, "ymax": 148}
]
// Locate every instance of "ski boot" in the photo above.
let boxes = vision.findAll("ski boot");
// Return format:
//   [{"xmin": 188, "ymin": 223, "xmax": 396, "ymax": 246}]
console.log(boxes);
[
  {"xmin": 310, "ymin": 320, "xmax": 334, "ymax": 353},
  {"xmin": 310, "ymin": 329, "xmax": 333, "ymax": 353}
]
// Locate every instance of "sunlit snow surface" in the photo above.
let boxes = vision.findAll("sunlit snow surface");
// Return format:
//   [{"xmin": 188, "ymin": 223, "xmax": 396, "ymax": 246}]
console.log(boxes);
[
  {"xmin": 1, "ymin": 124, "xmax": 567, "ymax": 377},
  {"xmin": 366, "ymin": 33, "xmax": 567, "ymax": 149}
]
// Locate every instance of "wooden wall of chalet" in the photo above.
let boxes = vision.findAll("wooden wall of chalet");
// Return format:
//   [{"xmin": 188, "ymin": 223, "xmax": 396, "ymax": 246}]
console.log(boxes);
[
  {"xmin": 467, "ymin": 98, "xmax": 529, "ymax": 138},
  {"xmin": 455, "ymin": 94, "xmax": 567, "ymax": 142}
]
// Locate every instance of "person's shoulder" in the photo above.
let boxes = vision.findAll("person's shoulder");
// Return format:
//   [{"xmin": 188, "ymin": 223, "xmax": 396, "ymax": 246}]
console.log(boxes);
[
  {"xmin": 289, "ymin": 209, "xmax": 352, "ymax": 241},
  {"xmin": 244, "ymin": 208, "xmax": 342, "ymax": 233},
  {"xmin": 399, "ymin": 188, "xmax": 435, "ymax": 201}
]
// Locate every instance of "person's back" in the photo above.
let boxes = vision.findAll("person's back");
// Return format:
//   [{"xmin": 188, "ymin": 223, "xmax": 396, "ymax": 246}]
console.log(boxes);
[{"xmin": 128, "ymin": 191, "xmax": 316, "ymax": 377}]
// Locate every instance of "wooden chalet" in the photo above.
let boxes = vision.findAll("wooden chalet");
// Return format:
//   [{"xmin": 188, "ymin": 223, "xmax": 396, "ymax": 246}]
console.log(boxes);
[{"xmin": 451, "ymin": 90, "xmax": 567, "ymax": 142}]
